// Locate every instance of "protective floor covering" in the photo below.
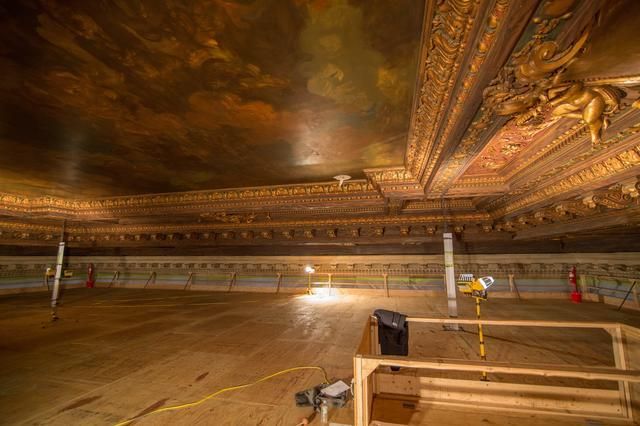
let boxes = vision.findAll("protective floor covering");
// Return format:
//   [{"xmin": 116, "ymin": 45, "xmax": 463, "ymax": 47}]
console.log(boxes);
[{"xmin": 1, "ymin": 288, "xmax": 639, "ymax": 425}]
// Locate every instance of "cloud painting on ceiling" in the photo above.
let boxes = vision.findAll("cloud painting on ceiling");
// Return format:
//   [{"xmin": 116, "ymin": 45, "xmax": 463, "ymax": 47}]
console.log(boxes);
[{"xmin": 0, "ymin": 0, "xmax": 424, "ymax": 197}]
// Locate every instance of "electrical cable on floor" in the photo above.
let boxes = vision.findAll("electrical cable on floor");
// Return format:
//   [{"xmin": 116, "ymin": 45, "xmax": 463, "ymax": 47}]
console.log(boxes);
[{"xmin": 113, "ymin": 366, "xmax": 330, "ymax": 426}]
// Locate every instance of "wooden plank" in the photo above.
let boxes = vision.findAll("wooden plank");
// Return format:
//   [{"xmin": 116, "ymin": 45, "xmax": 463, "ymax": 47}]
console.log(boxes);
[
  {"xmin": 610, "ymin": 326, "xmax": 633, "ymax": 419},
  {"xmin": 354, "ymin": 353, "xmax": 376, "ymax": 426},
  {"xmin": 364, "ymin": 355, "xmax": 640, "ymax": 383},
  {"xmin": 354, "ymin": 355, "xmax": 366, "ymax": 426},
  {"xmin": 376, "ymin": 374, "xmax": 623, "ymax": 418},
  {"xmin": 373, "ymin": 395, "xmax": 631, "ymax": 423},
  {"xmin": 621, "ymin": 326, "xmax": 640, "ymax": 422},
  {"xmin": 406, "ymin": 317, "xmax": 620, "ymax": 329},
  {"xmin": 356, "ymin": 317, "xmax": 373, "ymax": 356}
]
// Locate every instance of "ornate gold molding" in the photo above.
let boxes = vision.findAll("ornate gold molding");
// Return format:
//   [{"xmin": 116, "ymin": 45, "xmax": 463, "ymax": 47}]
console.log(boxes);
[
  {"xmin": 0, "ymin": 209, "xmax": 492, "ymax": 244},
  {"xmin": 485, "ymin": 106, "xmax": 640, "ymax": 210},
  {"xmin": 404, "ymin": 198, "xmax": 476, "ymax": 210},
  {"xmin": 428, "ymin": 1, "xmax": 587, "ymax": 194},
  {"xmin": 0, "ymin": 179, "xmax": 381, "ymax": 218},
  {"xmin": 364, "ymin": 166, "xmax": 423, "ymax": 199},
  {"xmin": 491, "ymin": 143, "xmax": 640, "ymax": 217},
  {"xmin": 418, "ymin": 0, "xmax": 511, "ymax": 188},
  {"xmin": 406, "ymin": 0, "xmax": 480, "ymax": 180}
]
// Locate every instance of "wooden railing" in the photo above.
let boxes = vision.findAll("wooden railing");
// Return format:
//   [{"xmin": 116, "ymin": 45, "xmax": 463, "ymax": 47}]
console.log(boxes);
[{"xmin": 354, "ymin": 317, "xmax": 640, "ymax": 425}]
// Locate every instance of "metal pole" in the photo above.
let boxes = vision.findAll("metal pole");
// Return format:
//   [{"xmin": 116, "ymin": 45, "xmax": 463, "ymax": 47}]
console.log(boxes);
[
  {"xmin": 383, "ymin": 273, "xmax": 389, "ymax": 298},
  {"xmin": 183, "ymin": 272, "xmax": 193, "ymax": 291},
  {"xmin": 617, "ymin": 280, "xmax": 637, "ymax": 311},
  {"xmin": 108, "ymin": 271, "xmax": 119, "ymax": 288},
  {"xmin": 143, "ymin": 271, "xmax": 155, "ymax": 289},
  {"xmin": 51, "ymin": 221, "xmax": 66, "ymax": 321},
  {"xmin": 228, "ymin": 272, "xmax": 236, "ymax": 292},
  {"xmin": 508, "ymin": 273, "xmax": 521, "ymax": 299},
  {"xmin": 476, "ymin": 297, "xmax": 488, "ymax": 381},
  {"xmin": 443, "ymin": 233, "xmax": 458, "ymax": 329}
]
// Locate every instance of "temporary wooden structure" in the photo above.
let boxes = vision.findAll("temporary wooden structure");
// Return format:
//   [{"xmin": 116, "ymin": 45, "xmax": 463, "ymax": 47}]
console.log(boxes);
[{"xmin": 353, "ymin": 317, "xmax": 640, "ymax": 425}]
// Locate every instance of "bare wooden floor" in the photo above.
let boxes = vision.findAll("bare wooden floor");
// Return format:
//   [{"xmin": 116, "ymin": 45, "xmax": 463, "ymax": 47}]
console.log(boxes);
[{"xmin": 1, "ymin": 289, "xmax": 639, "ymax": 425}]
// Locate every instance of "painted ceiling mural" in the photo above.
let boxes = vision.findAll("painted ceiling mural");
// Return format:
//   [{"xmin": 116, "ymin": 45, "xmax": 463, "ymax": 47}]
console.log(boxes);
[
  {"xmin": 0, "ymin": 0, "xmax": 424, "ymax": 197},
  {"xmin": 1, "ymin": 0, "xmax": 640, "ymax": 254}
]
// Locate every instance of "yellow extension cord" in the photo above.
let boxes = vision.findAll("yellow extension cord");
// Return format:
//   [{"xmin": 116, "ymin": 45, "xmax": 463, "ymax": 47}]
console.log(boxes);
[{"xmin": 113, "ymin": 366, "xmax": 330, "ymax": 426}]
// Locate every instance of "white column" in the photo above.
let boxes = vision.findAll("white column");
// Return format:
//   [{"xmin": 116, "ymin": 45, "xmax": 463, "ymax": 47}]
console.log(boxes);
[
  {"xmin": 443, "ymin": 233, "xmax": 458, "ymax": 323},
  {"xmin": 50, "ymin": 241, "xmax": 65, "ymax": 320}
]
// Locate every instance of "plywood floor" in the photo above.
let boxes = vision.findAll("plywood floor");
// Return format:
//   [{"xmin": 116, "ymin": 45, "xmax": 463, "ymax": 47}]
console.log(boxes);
[{"xmin": 1, "ymin": 288, "xmax": 639, "ymax": 426}]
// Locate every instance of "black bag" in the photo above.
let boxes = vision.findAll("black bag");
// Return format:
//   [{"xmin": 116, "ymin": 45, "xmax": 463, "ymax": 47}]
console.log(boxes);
[{"xmin": 373, "ymin": 309, "xmax": 409, "ymax": 357}]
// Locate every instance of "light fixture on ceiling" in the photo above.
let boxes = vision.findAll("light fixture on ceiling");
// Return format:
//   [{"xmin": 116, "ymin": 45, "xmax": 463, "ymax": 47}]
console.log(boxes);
[{"xmin": 333, "ymin": 174, "xmax": 351, "ymax": 188}]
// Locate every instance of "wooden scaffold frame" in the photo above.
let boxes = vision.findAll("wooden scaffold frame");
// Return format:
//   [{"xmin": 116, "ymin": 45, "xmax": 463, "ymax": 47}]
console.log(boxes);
[{"xmin": 354, "ymin": 317, "xmax": 640, "ymax": 425}]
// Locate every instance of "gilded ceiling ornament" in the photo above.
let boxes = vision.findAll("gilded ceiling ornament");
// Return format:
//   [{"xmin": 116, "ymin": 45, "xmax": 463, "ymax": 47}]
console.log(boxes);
[
  {"xmin": 483, "ymin": 21, "xmax": 632, "ymax": 146},
  {"xmin": 415, "ymin": 0, "xmax": 512, "ymax": 190},
  {"xmin": 500, "ymin": 142, "xmax": 523, "ymax": 157},
  {"xmin": 620, "ymin": 178, "xmax": 639, "ymax": 198},
  {"xmin": 491, "ymin": 144, "xmax": 640, "ymax": 217},
  {"xmin": 201, "ymin": 211, "xmax": 256, "ymax": 224},
  {"xmin": 259, "ymin": 230, "xmax": 273, "ymax": 239},
  {"xmin": 481, "ymin": 159, "xmax": 501, "ymax": 170},
  {"xmin": 582, "ymin": 195, "xmax": 597, "ymax": 209},
  {"xmin": 483, "ymin": 27, "xmax": 589, "ymax": 120},
  {"xmin": 240, "ymin": 231, "xmax": 254, "ymax": 240},
  {"xmin": 406, "ymin": 0, "xmax": 479, "ymax": 179},
  {"xmin": 281, "ymin": 230, "xmax": 294, "ymax": 239},
  {"xmin": 485, "ymin": 103, "xmax": 632, "ymax": 209},
  {"xmin": 549, "ymin": 83, "xmax": 624, "ymax": 144}
]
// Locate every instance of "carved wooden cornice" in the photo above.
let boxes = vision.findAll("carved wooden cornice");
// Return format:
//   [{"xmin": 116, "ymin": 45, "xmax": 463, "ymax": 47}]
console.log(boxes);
[
  {"xmin": 428, "ymin": 0, "xmax": 594, "ymax": 194},
  {"xmin": 356, "ymin": 0, "xmax": 519, "ymax": 200},
  {"xmin": 418, "ymin": 0, "xmax": 516, "ymax": 190},
  {"xmin": 363, "ymin": 167, "xmax": 423, "ymax": 199},
  {"xmin": 406, "ymin": 0, "xmax": 481, "ymax": 182},
  {"xmin": 0, "ymin": 179, "xmax": 382, "ymax": 219},
  {"xmin": 484, "ymin": 102, "xmax": 640, "ymax": 214},
  {"xmin": 448, "ymin": 176, "xmax": 507, "ymax": 195},
  {"xmin": 2, "ymin": 192, "xmax": 638, "ymax": 246},
  {"xmin": 490, "ymin": 143, "xmax": 640, "ymax": 217},
  {"xmin": 404, "ymin": 198, "xmax": 476, "ymax": 211},
  {"xmin": 0, "ymin": 211, "xmax": 497, "ymax": 246},
  {"xmin": 449, "ymin": 104, "xmax": 640, "ymax": 195},
  {"xmin": 506, "ymin": 104, "xmax": 639, "ymax": 190}
]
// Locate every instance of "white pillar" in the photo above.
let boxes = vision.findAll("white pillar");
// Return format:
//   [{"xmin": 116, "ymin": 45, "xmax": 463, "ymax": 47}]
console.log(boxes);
[
  {"xmin": 50, "ymin": 241, "xmax": 65, "ymax": 320},
  {"xmin": 443, "ymin": 233, "xmax": 458, "ymax": 323}
]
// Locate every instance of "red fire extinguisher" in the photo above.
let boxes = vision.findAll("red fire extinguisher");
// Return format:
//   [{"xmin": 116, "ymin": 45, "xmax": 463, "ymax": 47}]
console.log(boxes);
[
  {"xmin": 569, "ymin": 266, "xmax": 581, "ymax": 303},
  {"xmin": 86, "ymin": 263, "xmax": 96, "ymax": 288}
]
